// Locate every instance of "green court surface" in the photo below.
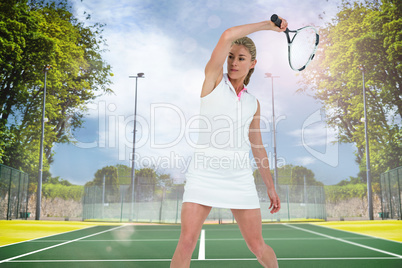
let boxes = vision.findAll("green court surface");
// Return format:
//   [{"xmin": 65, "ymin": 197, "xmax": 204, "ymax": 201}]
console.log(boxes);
[{"xmin": 0, "ymin": 223, "xmax": 401, "ymax": 267}]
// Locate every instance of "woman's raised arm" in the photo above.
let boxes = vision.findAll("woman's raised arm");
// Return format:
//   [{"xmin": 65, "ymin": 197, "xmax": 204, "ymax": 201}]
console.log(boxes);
[{"xmin": 201, "ymin": 19, "xmax": 287, "ymax": 97}]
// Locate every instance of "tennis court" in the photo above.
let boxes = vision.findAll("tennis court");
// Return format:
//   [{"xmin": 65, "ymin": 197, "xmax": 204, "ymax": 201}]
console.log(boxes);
[{"xmin": 1, "ymin": 222, "xmax": 401, "ymax": 268}]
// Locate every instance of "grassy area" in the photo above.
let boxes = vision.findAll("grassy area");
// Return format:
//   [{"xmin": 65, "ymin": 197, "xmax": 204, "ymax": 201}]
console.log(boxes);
[
  {"xmin": 0, "ymin": 220, "xmax": 121, "ymax": 247},
  {"xmin": 313, "ymin": 220, "xmax": 402, "ymax": 242}
]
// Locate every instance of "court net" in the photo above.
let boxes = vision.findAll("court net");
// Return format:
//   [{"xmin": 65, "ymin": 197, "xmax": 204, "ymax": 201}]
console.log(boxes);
[
  {"xmin": 380, "ymin": 166, "xmax": 402, "ymax": 220},
  {"xmin": 0, "ymin": 164, "xmax": 29, "ymax": 220}
]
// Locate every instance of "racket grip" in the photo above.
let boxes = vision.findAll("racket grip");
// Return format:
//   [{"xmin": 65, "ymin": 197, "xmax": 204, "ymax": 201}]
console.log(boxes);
[{"xmin": 270, "ymin": 14, "xmax": 282, "ymax": 28}]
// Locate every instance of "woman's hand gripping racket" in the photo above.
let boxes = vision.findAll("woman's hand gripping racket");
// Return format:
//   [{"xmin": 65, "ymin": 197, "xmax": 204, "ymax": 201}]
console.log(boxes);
[{"xmin": 271, "ymin": 14, "xmax": 319, "ymax": 71}]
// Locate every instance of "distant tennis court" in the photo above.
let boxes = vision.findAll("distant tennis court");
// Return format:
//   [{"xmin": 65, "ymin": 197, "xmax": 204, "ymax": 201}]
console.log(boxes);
[{"xmin": 1, "ymin": 222, "xmax": 401, "ymax": 267}]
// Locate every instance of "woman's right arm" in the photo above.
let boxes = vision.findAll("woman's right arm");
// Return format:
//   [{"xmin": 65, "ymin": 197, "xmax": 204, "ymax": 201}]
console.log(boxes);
[{"xmin": 201, "ymin": 19, "xmax": 287, "ymax": 98}]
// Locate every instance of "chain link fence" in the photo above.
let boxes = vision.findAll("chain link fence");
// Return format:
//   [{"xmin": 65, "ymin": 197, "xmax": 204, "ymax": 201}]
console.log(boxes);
[
  {"xmin": 0, "ymin": 164, "xmax": 29, "ymax": 220},
  {"xmin": 380, "ymin": 166, "xmax": 402, "ymax": 219},
  {"xmin": 83, "ymin": 177, "xmax": 326, "ymax": 223}
]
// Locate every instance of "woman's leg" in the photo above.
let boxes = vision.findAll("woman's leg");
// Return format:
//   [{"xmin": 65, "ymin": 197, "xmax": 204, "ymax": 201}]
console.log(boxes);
[
  {"xmin": 231, "ymin": 208, "xmax": 278, "ymax": 268},
  {"xmin": 170, "ymin": 202, "xmax": 212, "ymax": 268}
]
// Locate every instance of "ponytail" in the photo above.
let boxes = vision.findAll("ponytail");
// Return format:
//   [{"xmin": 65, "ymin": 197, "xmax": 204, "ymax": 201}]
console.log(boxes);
[{"xmin": 244, "ymin": 68, "xmax": 254, "ymax": 86}]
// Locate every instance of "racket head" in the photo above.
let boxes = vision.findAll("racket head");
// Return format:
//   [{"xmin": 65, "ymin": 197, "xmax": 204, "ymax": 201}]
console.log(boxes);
[{"xmin": 288, "ymin": 26, "xmax": 319, "ymax": 71}]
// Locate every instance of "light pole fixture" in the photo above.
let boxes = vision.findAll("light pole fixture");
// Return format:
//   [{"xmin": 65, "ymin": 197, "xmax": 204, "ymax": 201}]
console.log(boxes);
[
  {"xmin": 128, "ymin": 72, "xmax": 145, "ymax": 221},
  {"xmin": 36, "ymin": 65, "xmax": 52, "ymax": 220},
  {"xmin": 265, "ymin": 73, "xmax": 280, "ymax": 189},
  {"xmin": 358, "ymin": 65, "xmax": 373, "ymax": 220}
]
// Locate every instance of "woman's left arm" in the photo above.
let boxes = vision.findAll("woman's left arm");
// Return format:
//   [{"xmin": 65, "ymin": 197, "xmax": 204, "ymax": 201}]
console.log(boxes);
[{"xmin": 249, "ymin": 100, "xmax": 281, "ymax": 214}]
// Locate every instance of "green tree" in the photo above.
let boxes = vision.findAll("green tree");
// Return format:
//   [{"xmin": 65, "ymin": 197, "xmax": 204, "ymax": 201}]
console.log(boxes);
[
  {"xmin": 253, "ymin": 168, "xmax": 273, "ymax": 185},
  {"xmin": 123, "ymin": 166, "xmax": 173, "ymax": 202},
  {"xmin": 42, "ymin": 183, "xmax": 83, "ymax": 201},
  {"xmin": 133, "ymin": 168, "xmax": 157, "ymax": 201},
  {"xmin": 299, "ymin": 0, "xmax": 402, "ymax": 182},
  {"xmin": 87, "ymin": 164, "xmax": 175, "ymax": 202},
  {"xmin": 0, "ymin": 0, "xmax": 112, "ymax": 184},
  {"xmin": 290, "ymin": 166, "xmax": 324, "ymax": 186},
  {"xmin": 276, "ymin": 165, "xmax": 292, "ymax": 185},
  {"xmin": 47, "ymin": 175, "xmax": 73, "ymax": 186},
  {"xmin": 116, "ymin": 164, "xmax": 132, "ymax": 184},
  {"xmin": 158, "ymin": 173, "xmax": 173, "ymax": 189},
  {"xmin": 253, "ymin": 164, "xmax": 323, "ymax": 186},
  {"xmin": 325, "ymin": 183, "xmax": 368, "ymax": 203},
  {"xmin": 336, "ymin": 176, "xmax": 362, "ymax": 186},
  {"xmin": 86, "ymin": 166, "xmax": 119, "ymax": 202}
]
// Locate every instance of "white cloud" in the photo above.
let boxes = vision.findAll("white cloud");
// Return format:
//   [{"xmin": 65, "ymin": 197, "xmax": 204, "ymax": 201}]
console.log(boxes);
[
  {"xmin": 294, "ymin": 156, "xmax": 316, "ymax": 166},
  {"xmin": 287, "ymin": 109, "xmax": 340, "ymax": 167},
  {"xmin": 51, "ymin": 0, "xmax": 356, "ymax": 184},
  {"xmin": 288, "ymin": 117, "xmax": 338, "ymax": 148},
  {"xmin": 69, "ymin": 0, "xmax": 211, "ymax": 167},
  {"xmin": 71, "ymin": 0, "xmax": 336, "ymax": 165}
]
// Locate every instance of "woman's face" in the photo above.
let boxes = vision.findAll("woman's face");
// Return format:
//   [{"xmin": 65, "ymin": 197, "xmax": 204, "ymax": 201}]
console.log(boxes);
[{"xmin": 227, "ymin": 44, "xmax": 256, "ymax": 81}]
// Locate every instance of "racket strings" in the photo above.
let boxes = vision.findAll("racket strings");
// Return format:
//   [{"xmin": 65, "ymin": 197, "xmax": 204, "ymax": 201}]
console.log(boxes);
[{"xmin": 289, "ymin": 27, "xmax": 317, "ymax": 71}]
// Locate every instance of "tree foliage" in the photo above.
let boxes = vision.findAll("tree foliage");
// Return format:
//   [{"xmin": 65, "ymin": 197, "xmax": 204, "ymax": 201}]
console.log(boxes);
[
  {"xmin": 85, "ymin": 165, "xmax": 119, "ymax": 202},
  {"xmin": 298, "ymin": 0, "xmax": 402, "ymax": 183},
  {"xmin": 85, "ymin": 165, "xmax": 173, "ymax": 202},
  {"xmin": 336, "ymin": 176, "xmax": 363, "ymax": 186},
  {"xmin": 46, "ymin": 175, "xmax": 73, "ymax": 186},
  {"xmin": 42, "ymin": 183, "xmax": 83, "ymax": 201},
  {"xmin": 0, "ymin": 0, "xmax": 112, "ymax": 183},
  {"xmin": 325, "ymin": 183, "xmax": 367, "ymax": 203},
  {"xmin": 253, "ymin": 164, "xmax": 324, "ymax": 186},
  {"xmin": 86, "ymin": 166, "xmax": 118, "ymax": 186}
]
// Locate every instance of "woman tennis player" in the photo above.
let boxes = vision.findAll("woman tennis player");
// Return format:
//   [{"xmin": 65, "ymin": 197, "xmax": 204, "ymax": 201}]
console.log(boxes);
[{"xmin": 170, "ymin": 17, "xmax": 288, "ymax": 268}]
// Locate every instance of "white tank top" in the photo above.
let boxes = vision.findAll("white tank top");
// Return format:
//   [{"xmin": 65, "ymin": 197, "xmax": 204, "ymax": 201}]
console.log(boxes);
[{"xmin": 196, "ymin": 73, "xmax": 258, "ymax": 152}]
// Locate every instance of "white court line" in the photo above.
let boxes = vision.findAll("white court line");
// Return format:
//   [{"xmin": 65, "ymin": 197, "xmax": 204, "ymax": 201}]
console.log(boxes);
[
  {"xmin": 198, "ymin": 229, "xmax": 206, "ymax": 260},
  {"xmin": 285, "ymin": 224, "xmax": 402, "ymax": 258},
  {"xmin": 0, "ymin": 225, "xmax": 126, "ymax": 264},
  {"xmin": 27, "ymin": 236, "xmax": 377, "ymax": 243},
  {"xmin": 7, "ymin": 257, "xmax": 401, "ymax": 263},
  {"xmin": 29, "ymin": 238, "xmax": 180, "ymax": 242}
]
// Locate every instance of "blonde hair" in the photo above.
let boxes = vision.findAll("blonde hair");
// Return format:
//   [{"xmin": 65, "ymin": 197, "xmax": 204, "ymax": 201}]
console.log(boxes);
[{"xmin": 232, "ymin": 36, "xmax": 256, "ymax": 86}]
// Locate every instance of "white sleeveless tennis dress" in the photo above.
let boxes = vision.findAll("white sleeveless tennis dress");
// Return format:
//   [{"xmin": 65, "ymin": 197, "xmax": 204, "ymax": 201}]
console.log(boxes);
[{"xmin": 183, "ymin": 73, "xmax": 260, "ymax": 209}]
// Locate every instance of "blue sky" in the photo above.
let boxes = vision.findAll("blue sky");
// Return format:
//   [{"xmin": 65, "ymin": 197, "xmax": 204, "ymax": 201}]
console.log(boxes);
[{"xmin": 50, "ymin": 0, "xmax": 360, "ymax": 185}]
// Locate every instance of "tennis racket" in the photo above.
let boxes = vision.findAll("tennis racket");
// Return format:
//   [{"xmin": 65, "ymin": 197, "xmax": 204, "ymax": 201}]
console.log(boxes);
[{"xmin": 271, "ymin": 14, "xmax": 319, "ymax": 71}]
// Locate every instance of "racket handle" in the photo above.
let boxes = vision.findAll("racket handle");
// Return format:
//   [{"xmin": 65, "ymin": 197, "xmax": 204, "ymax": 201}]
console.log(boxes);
[{"xmin": 270, "ymin": 14, "xmax": 282, "ymax": 28}]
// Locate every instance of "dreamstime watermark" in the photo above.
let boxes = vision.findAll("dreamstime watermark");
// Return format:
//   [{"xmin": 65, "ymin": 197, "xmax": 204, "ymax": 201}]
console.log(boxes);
[{"xmin": 68, "ymin": 101, "xmax": 339, "ymax": 168}]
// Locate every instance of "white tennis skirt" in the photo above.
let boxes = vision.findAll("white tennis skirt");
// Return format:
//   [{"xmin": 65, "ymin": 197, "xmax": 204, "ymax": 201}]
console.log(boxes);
[{"xmin": 182, "ymin": 148, "xmax": 260, "ymax": 209}]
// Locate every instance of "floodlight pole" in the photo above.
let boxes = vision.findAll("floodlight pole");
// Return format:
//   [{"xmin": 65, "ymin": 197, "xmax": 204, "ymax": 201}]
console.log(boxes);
[
  {"xmin": 359, "ymin": 65, "xmax": 373, "ymax": 220},
  {"xmin": 128, "ymin": 73, "xmax": 144, "ymax": 221},
  {"xmin": 265, "ymin": 73, "xmax": 280, "ymax": 189},
  {"xmin": 36, "ymin": 65, "xmax": 52, "ymax": 221}
]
